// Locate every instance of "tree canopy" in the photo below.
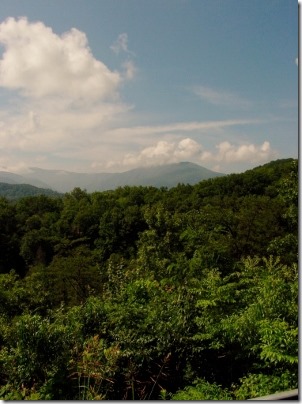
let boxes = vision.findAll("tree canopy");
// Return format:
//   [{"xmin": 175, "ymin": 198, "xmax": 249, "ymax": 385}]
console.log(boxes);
[{"xmin": 0, "ymin": 158, "xmax": 298, "ymax": 400}]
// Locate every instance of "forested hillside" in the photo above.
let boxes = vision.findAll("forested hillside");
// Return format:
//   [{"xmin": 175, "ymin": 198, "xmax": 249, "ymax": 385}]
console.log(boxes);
[
  {"xmin": 0, "ymin": 183, "xmax": 61, "ymax": 200},
  {"xmin": 0, "ymin": 158, "xmax": 298, "ymax": 400}
]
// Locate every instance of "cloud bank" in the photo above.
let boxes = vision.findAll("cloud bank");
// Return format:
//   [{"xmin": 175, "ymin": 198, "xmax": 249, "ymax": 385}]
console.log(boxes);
[{"xmin": 105, "ymin": 138, "xmax": 276, "ymax": 172}]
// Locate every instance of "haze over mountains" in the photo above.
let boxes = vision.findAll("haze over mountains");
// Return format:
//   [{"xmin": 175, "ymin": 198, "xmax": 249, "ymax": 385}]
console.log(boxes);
[{"xmin": 0, "ymin": 162, "xmax": 224, "ymax": 193}]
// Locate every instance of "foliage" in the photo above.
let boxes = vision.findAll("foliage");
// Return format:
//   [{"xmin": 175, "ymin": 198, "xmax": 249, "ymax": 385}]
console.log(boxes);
[
  {"xmin": 233, "ymin": 371, "xmax": 298, "ymax": 400},
  {"xmin": 71, "ymin": 335, "xmax": 121, "ymax": 400},
  {"xmin": 172, "ymin": 378, "xmax": 232, "ymax": 400},
  {"xmin": 0, "ymin": 182, "xmax": 61, "ymax": 200},
  {"xmin": 0, "ymin": 158, "xmax": 298, "ymax": 400},
  {"xmin": 0, "ymin": 313, "xmax": 72, "ymax": 399}
]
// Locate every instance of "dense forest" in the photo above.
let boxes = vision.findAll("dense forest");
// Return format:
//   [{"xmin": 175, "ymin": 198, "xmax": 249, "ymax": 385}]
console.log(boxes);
[
  {"xmin": 0, "ymin": 182, "xmax": 61, "ymax": 200},
  {"xmin": 0, "ymin": 158, "xmax": 298, "ymax": 400}
]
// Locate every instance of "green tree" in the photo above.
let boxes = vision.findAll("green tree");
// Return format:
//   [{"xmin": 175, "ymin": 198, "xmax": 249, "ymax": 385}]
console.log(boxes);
[
  {"xmin": 0, "ymin": 198, "xmax": 24, "ymax": 274},
  {"xmin": 0, "ymin": 313, "xmax": 72, "ymax": 399}
]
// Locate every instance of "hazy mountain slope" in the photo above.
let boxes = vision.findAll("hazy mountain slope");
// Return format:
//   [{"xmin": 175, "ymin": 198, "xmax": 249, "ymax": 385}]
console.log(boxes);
[
  {"xmin": 0, "ymin": 182, "xmax": 62, "ymax": 199},
  {"xmin": 18, "ymin": 162, "xmax": 224, "ymax": 192},
  {"xmin": 0, "ymin": 159, "xmax": 295, "ymax": 197},
  {"xmin": 0, "ymin": 171, "xmax": 51, "ymax": 189},
  {"xmin": 21, "ymin": 167, "xmax": 114, "ymax": 193},
  {"xmin": 0, "ymin": 171, "xmax": 34, "ymax": 185},
  {"xmin": 98, "ymin": 162, "xmax": 224, "ymax": 189}
]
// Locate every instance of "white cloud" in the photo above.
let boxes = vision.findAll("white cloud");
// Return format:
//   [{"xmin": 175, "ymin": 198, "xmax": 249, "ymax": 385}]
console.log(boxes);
[
  {"xmin": 0, "ymin": 17, "xmax": 135, "ymax": 169},
  {"xmin": 200, "ymin": 140, "xmax": 276, "ymax": 165},
  {"xmin": 119, "ymin": 138, "xmax": 202, "ymax": 168},
  {"xmin": 175, "ymin": 138, "xmax": 203, "ymax": 159},
  {"xmin": 106, "ymin": 118, "xmax": 261, "ymax": 139},
  {"xmin": 0, "ymin": 18, "xmax": 279, "ymax": 175},
  {"xmin": 295, "ymin": 57, "xmax": 298, "ymax": 66},
  {"xmin": 0, "ymin": 99, "xmax": 131, "ymax": 154},
  {"xmin": 0, "ymin": 17, "xmax": 122, "ymax": 101},
  {"xmin": 104, "ymin": 138, "xmax": 276, "ymax": 172},
  {"xmin": 192, "ymin": 85, "xmax": 252, "ymax": 109}
]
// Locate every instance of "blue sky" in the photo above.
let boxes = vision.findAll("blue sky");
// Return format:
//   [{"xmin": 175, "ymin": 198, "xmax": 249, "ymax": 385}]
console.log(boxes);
[{"xmin": 0, "ymin": 0, "xmax": 298, "ymax": 174}]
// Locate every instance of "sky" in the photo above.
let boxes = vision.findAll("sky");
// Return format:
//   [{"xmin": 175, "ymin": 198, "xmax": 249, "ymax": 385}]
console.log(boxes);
[{"xmin": 0, "ymin": 0, "xmax": 298, "ymax": 174}]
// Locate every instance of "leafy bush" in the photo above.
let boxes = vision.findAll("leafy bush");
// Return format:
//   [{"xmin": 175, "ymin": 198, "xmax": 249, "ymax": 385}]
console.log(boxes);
[{"xmin": 172, "ymin": 378, "xmax": 232, "ymax": 400}]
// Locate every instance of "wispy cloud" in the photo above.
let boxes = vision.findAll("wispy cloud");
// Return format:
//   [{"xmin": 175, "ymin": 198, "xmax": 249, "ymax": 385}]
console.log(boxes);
[
  {"xmin": 106, "ymin": 118, "xmax": 262, "ymax": 138},
  {"xmin": 122, "ymin": 60, "xmax": 137, "ymax": 80},
  {"xmin": 192, "ymin": 85, "xmax": 252, "ymax": 109},
  {"xmin": 278, "ymin": 99, "xmax": 297, "ymax": 109},
  {"xmin": 111, "ymin": 33, "xmax": 135, "ymax": 56}
]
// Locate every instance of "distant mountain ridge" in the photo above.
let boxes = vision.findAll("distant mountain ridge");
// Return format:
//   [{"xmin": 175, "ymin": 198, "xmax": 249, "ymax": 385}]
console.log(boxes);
[
  {"xmin": 1, "ymin": 162, "xmax": 224, "ymax": 193},
  {"xmin": 0, "ymin": 171, "xmax": 50, "ymax": 188},
  {"xmin": 0, "ymin": 182, "xmax": 62, "ymax": 200}
]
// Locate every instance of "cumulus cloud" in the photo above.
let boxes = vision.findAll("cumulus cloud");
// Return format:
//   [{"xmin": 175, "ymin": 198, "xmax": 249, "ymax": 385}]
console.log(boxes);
[
  {"xmin": 105, "ymin": 138, "xmax": 276, "ymax": 172},
  {"xmin": 0, "ymin": 17, "xmax": 136, "ymax": 169},
  {"xmin": 200, "ymin": 140, "xmax": 276, "ymax": 166},
  {"xmin": 192, "ymin": 85, "xmax": 252, "ymax": 109},
  {"xmin": 175, "ymin": 138, "xmax": 203, "ymax": 159},
  {"xmin": 0, "ymin": 17, "xmax": 124, "ymax": 101},
  {"xmin": 0, "ymin": 17, "xmax": 279, "ymax": 174},
  {"xmin": 119, "ymin": 138, "xmax": 202, "ymax": 168}
]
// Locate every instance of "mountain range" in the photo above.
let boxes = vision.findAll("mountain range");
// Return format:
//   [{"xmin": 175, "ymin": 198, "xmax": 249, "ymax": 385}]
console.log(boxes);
[{"xmin": 0, "ymin": 162, "xmax": 224, "ymax": 193}]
